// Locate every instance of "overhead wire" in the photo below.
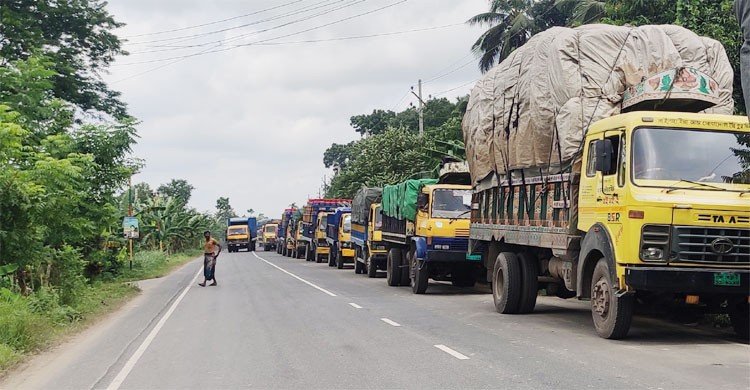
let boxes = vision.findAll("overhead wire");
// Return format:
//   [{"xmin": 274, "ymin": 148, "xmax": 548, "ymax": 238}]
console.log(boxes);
[
  {"xmin": 111, "ymin": 0, "xmax": 408, "ymax": 84},
  {"xmin": 123, "ymin": 0, "xmax": 306, "ymax": 38}
]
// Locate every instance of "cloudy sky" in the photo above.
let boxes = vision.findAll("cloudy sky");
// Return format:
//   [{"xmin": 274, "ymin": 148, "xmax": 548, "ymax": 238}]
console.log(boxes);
[{"xmin": 105, "ymin": 0, "xmax": 486, "ymax": 218}]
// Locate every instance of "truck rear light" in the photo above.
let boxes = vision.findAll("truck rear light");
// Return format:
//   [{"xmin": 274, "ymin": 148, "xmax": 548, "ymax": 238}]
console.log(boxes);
[{"xmin": 685, "ymin": 295, "xmax": 700, "ymax": 305}]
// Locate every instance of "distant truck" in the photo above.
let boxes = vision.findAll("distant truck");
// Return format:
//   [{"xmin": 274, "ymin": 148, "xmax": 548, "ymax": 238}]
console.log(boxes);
[
  {"xmin": 277, "ymin": 208, "xmax": 297, "ymax": 256},
  {"xmin": 381, "ymin": 179, "xmax": 476, "ymax": 293},
  {"xmin": 297, "ymin": 199, "xmax": 351, "ymax": 262},
  {"xmin": 326, "ymin": 207, "xmax": 354, "ymax": 269},
  {"xmin": 261, "ymin": 222, "xmax": 279, "ymax": 251},
  {"xmin": 351, "ymin": 188, "xmax": 386, "ymax": 277},
  {"xmin": 226, "ymin": 217, "xmax": 257, "ymax": 252},
  {"xmin": 463, "ymin": 24, "xmax": 749, "ymax": 339}
]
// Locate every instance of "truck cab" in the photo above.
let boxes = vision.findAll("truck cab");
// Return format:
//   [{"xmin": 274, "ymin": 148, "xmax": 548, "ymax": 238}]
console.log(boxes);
[
  {"xmin": 411, "ymin": 184, "xmax": 474, "ymax": 292},
  {"xmin": 361, "ymin": 203, "xmax": 387, "ymax": 276},
  {"xmin": 314, "ymin": 211, "xmax": 331, "ymax": 262},
  {"xmin": 226, "ymin": 224, "xmax": 250, "ymax": 253},
  {"xmin": 578, "ymin": 112, "xmax": 749, "ymax": 337},
  {"xmin": 262, "ymin": 223, "xmax": 278, "ymax": 251},
  {"xmin": 293, "ymin": 221, "xmax": 306, "ymax": 259},
  {"xmin": 326, "ymin": 208, "xmax": 354, "ymax": 269}
]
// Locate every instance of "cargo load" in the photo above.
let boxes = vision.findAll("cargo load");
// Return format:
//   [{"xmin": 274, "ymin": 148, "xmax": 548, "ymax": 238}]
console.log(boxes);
[
  {"xmin": 382, "ymin": 179, "xmax": 438, "ymax": 221},
  {"xmin": 352, "ymin": 187, "xmax": 382, "ymax": 224},
  {"xmin": 462, "ymin": 24, "xmax": 734, "ymax": 187}
]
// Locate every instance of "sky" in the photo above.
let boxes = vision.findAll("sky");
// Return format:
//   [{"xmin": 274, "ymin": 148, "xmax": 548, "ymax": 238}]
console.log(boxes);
[{"xmin": 105, "ymin": 0, "xmax": 486, "ymax": 218}]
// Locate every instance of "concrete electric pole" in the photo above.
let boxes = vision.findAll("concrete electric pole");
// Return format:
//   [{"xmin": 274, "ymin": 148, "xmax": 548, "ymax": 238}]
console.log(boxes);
[{"xmin": 411, "ymin": 79, "xmax": 425, "ymax": 136}]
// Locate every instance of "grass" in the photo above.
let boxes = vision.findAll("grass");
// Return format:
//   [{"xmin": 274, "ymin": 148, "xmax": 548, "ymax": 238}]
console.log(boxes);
[{"xmin": 0, "ymin": 250, "xmax": 199, "ymax": 374}]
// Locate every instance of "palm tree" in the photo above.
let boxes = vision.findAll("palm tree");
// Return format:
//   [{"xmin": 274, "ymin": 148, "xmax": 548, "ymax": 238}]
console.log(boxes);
[
  {"xmin": 554, "ymin": 0, "xmax": 605, "ymax": 26},
  {"xmin": 467, "ymin": 0, "xmax": 569, "ymax": 73}
]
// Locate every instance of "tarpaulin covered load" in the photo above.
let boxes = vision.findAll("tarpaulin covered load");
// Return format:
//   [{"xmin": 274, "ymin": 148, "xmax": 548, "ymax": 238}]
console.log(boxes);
[
  {"xmin": 463, "ymin": 24, "xmax": 735, "ymax": 187},
  {"xmin": 382, "ymin": 179, "xmax": 438, "ymax": 221},
  {"xmin": 352, "ymin": 187, "xmax": 382, "ymax": 224}
]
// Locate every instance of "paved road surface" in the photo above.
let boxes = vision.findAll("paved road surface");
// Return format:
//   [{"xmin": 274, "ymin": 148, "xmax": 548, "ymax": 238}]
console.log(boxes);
[{"xmin": 3, "ymin": 249, "xmax": 749, "ymax": 389}]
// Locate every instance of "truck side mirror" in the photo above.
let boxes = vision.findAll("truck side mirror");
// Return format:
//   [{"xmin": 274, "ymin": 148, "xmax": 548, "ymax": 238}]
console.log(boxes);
[
  {"xmin": 594, "ymin": 139, "xmax": 614, "ymax": 174},
  {"xmin": 417, "ymin": 193, "xmax": 428, "ymax": 210}
]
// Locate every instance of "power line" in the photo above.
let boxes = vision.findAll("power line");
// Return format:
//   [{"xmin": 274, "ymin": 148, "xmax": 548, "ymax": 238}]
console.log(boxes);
[
  {"xmin": 123, "ymin": 0, "xmax": 306, "ymax": 38},
  {"xmin": 126, "ymin": 0, "xmax": 346, "ymax": 46},
  {"xmin": 111, "ymin": 0, "xmax": 408, "ymax": 84},
  {"xmin": 116, "ymin": 0, "xmax": 368, "ymax": 65}
]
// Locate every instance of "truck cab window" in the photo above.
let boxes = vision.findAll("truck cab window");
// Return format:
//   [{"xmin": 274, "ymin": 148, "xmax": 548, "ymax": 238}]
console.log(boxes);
[
  {"xmin": 602, "ymin": 135, "xmax": 620, "ymax": 176},
  {"xmin": 586, "ymin": 140, "xmax": 597, "ymax": 177}
]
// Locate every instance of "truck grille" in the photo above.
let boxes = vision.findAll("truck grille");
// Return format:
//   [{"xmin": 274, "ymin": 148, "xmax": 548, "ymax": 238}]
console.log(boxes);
[
  {"xmin": 455, "ymin": 228, "xmax": 470, "ymax": 238},
  {"xmin": 672, "ymin": 227, "xmax": 750, "ymax": 264}
]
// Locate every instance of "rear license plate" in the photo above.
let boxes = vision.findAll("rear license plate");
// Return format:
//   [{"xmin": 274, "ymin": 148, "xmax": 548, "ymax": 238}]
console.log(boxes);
[{"xmin": 713, "ymin": 272, "xmax": 740, "ymax": 287}]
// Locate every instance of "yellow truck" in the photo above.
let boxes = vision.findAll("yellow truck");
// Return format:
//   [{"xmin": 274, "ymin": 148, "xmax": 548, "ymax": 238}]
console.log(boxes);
[
  {"xmin": 464, "ymin": 26, "xmax": 749, "ymax": 339},
  {"xmin": 261, "ymin": 223, "xmax": 278, "ymax": 251},
  {"xmin": 352, "ymin": 187, "xmax": 387, "ymax": 277},
  {"xmin": 314, "ymin": 211, "xmax": 331, "ymax": 263},
  {"xmin": 381, "ymin": 180, "xmax": 476, "ymax": 293},
  {"xmin": 326, "ymin": 208, "xmax": 355, "ymax": 269}
]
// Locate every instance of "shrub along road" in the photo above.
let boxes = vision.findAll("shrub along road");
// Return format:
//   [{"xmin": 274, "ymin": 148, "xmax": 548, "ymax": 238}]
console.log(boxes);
[{"xmin": 3, "ymin": 249, "xmax": 748, "ymax": 389}]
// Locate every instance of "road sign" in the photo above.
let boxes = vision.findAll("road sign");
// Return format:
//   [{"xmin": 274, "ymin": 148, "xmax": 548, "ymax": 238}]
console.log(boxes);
[{"xmin": 123, "ymin": 217, "xmax": 139, "ymax": 239}]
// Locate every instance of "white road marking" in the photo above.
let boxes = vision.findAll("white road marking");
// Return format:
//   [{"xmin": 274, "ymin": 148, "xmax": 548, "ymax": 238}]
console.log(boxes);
[
  {"xmin": 106, "ymin": 266, "xmax": 203, "ymax": 390},
  {"xmin": 253, "ymin": 252, "xmax": 337, "ymax": 297},
  {"xmin": 380, "ymin": 318, "xmax": 401, "ymax": 327},
  {"xmin": 434, "ymin": 344, "xmax": 470, "ymax": 360},
  {"xmin": 349, "ymin": 303, "xmax": 363, "ymax": 309}
]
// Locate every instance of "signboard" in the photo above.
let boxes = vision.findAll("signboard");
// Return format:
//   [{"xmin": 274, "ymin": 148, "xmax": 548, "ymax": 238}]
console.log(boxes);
[{"xmin": 123, "ymin": 217, "xmax": 139, "ymax": 239}]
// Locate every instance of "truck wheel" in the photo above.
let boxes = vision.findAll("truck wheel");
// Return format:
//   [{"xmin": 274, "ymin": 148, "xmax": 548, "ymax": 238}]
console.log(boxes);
[
  {"xmin": 729, "ymin": 301, "xmax": 749, "ymax": 339},
  {"xmin": 386, "ymin": 248, "xmax": 402, "ymax": 287},
  {"xmin": 492, "ymin": 252, "xmax": 522, "ymax": 314},
  {"xmin": 409, "ymin": 250, "xmax": 429, "ymax": 294},
  {"xmin": 366, "ymin": 253, "xmax": 377, "ymax": 278},
  {"xmin": 517, "ymin": 252, "xmax": 539, "ymax": 314},
  {"xmin": 316, "ymin": 251, "xmax": 323, "ymax": 263},
  {"xmin": 591, "ymin": 258, "xmax": 634, "ymax": 339},
  {"xmin": 337, "ymin": 251, "xmax": 345, "ymax": 269},
  {"xmin": 328, "ymin": 249, "xmax": 335, "ymax": 267},
  {"xmin": 355, "ymin": 258, "xmax": 364, "ymax": 274},
  {"xmin": 451, "ymin": 265, "xmax": 475, "ymax": 288}
]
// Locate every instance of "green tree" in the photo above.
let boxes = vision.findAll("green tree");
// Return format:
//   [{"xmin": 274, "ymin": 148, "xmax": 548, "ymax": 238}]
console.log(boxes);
[
  {"xmin": 468, "ymin": 0, "xmax": 568, "ymax": 72},
  {"xmin": 0, "ymin": 0, "xmax": 128, "ymax": 117},
  {"xmin": 157, "ymin": 179, "xmax": 194, "ymax": 206},
  {"xmin": 350, "ymin": 109, "xmax": 396, "ymax": 136},
  {"xmin": 215, "ymin": 197, "xmax": 237, "ymax": 221},
  {"xmin": 323, "ymin": 141, "xmax": 355, "ymax": 170}
]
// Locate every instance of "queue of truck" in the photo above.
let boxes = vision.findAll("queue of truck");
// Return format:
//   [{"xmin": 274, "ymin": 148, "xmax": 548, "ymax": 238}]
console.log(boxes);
[{"xmin": 259, "ymin": 24, "xmax": 749, "ymax": 340}]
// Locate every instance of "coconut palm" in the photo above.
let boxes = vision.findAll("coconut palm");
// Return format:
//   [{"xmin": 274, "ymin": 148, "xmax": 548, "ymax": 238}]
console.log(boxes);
[
  {"xmin": 555, "ymin": 0, "xmax": 605, "ymax": 25},
  {"xmin": 467, "ymin": 0, "xmax": 569, "ymax": 73}
]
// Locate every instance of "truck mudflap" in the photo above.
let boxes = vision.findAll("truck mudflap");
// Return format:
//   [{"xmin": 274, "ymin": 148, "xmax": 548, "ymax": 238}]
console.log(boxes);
[{"xmin": 625, "ymin": 267, "xmax": 750, "ymax": 294}]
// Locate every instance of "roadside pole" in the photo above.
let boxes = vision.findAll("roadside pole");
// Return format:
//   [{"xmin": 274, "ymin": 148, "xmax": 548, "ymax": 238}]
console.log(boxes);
[
  {"xmin": 411, "ymin": 79, "xmax": 425, "ymax": 136},
  {"xmin": 128, "ymin": 176, "xmax": 133, "ymax": 270}
]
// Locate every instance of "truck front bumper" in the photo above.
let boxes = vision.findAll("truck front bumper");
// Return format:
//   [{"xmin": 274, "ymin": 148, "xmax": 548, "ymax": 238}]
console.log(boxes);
[
  {"xmin": 316, "ymin": 246, "xmax": 330, "ymax": 255},
  {"xmin": 341, "ymin": 248, "xmax": 355, "ymax": 258},
  {"xmin": 625, "ymin": 267, "xmax": 750, "ymax": 295},
  {"xmin": 426, "ymin": 250, "xmax": 470, "ymax": 263}
]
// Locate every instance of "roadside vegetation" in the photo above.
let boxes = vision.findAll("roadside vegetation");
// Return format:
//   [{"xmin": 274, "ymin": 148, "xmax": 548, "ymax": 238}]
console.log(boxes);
[{"xmin": 0, "ymin": 2, "xmax": 235, "ymax": 373}]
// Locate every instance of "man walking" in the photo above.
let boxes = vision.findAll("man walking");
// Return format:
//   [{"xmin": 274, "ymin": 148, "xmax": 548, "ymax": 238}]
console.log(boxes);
[
  {"xmin": 200, "ymin": 230, "xmax": 222, "ymax": 287},
  {"xmin": 738, "ymin": 0, "xmax": 750, "ymax": 119}
]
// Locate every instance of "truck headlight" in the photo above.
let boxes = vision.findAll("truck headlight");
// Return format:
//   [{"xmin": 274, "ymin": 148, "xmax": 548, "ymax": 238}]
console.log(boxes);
[{"xmin": 640, "ymin": 225, "xmax": 670, "ymax": 262}]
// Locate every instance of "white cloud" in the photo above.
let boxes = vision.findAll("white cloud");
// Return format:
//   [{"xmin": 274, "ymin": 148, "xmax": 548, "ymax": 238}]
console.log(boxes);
[{"xmin": 106, "ymin": 0, "xmax": 486, "ymax": 217}]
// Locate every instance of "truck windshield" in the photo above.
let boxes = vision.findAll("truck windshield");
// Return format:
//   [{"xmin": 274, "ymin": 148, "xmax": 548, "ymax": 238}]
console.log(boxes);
[
  {"xmin": 228, "ymin": 227, "xmax": 246, "ymax": 235},
  {"xmin": 374, "ymin": 206, "xmax": 383, "ymax": 229},
  {"xmin": 343, "ymin": 214, "xmax": 351, "ymax": 233},
  {"xmin": 265, "ymin": 226, "xmax": 276, "ymax": 233},
  {"xmin": 632, "ymin": 128, "xmax": 749, "ymax": 187},
  {"xmin": 431, "ymin": 189, "xmax": 472, "ymax": 219}
]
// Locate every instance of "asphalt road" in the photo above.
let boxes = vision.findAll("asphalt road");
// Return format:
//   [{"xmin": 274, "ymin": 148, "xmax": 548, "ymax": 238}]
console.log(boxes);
[{"xmin": 3, "ymin": 249, "xmax": 749, "ymax": 389}]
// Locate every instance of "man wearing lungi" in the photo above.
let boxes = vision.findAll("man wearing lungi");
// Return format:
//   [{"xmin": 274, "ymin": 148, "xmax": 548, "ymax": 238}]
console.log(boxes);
[{"xmin": 199, "ymin": 230, "xmax": 222, "ymax": 287}]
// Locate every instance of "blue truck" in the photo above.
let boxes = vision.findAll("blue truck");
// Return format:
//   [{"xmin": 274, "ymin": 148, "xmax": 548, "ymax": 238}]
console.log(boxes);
[
  {"xmin": 226, "ymin": 217, "xmax": 257, "ymax": 252},
  {"xmin": 298, "ymin": 199, "xmax": 351, "ymax": 262},
  {"xmin": 325, "ymin": 207, "xmax": 354, "ymax": 269},
  {"xmin": 277, "ymin": 208, "xmax": 297, "ymax": 256}
]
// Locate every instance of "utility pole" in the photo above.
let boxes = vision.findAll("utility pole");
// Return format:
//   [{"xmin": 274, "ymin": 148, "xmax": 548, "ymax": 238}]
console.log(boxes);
[
  {"xmin": 128, "ymin": 176, "xmax": 133, "ymax": 270},
  {"xmin": 411, "ymin": 79, "xmax": 425, "ymax": 136}
]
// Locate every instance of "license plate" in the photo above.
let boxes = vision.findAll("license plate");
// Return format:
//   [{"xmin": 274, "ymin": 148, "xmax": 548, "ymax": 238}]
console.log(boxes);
[
  {"xmin": 713, "ymin": 272, "xmax": 741, "ymax": 287},
  {"xmin": 466, "ymin": 254, "xmax": 481, "ymax": 261}
]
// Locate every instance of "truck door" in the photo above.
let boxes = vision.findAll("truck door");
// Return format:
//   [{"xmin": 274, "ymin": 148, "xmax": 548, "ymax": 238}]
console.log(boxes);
[{"xmin": 579, "ymin": 129, "xmax": 626, "ymax": 235}]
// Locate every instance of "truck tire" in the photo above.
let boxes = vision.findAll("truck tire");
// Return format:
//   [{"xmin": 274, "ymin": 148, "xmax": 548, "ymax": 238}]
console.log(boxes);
[
  {"xmin": 386, "ymin": 248, "xmax": 402, "ymax": 287},
  {"xmin": 729, "ymin": 301, "xmax": 749, "ymax": 339},
  {"xmin": 517, "ymin": 252, "xmax": 539, "ymax": 314},
  {"xmin": 316, "ymin": 251, "xmax": 324, "ymax": 263},
  {"xmin": 591, "ymin": 257, "xmax": 634, "ymax": 339},
  {"xmin": 355, "ymin": 258, "xmax": 364, "ymax": 274},
  {"xmin": 492, "ymin": 252, "xmax": 522, "ymax": 314},
  {"xmin": 409, "ymin": 250, "xmax": 429, "ymax": 294},
  {"xmin": 366, "ymin": 251, "xmax": 377, "ymax": 278},
  {"xmin": 451, "ymin": 265, "xmax": 476, "ymax": 288},
  {"xmin": 328, "ymin": 246, "xmax": 336, "ymax": 267},
  {"xmin": 336, "ymin": 251, "xmax": 345, "ymax": 269}
]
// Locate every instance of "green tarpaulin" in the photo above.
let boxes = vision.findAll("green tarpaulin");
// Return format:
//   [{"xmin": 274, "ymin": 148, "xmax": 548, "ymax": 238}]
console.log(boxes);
[{"xmin": 382, "ymin": 179, "xmax": 437, "ymax": 221}]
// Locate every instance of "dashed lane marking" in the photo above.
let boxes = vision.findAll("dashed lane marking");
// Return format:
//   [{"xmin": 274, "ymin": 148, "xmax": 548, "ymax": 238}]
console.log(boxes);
[
  {"xmin": 434, "ymin": 344, "xmax": 470, "ymax": 360},
  {"xmin": 253, "ymin": 252, "xmax": 337, "ymax": 297},
  {"xmin": 380, "ymin": 318, "xmax": 401, "ymax": 327},
  {"xmin": 349, "ymin": 303, "xmax": 363, "ymax": 309}
]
